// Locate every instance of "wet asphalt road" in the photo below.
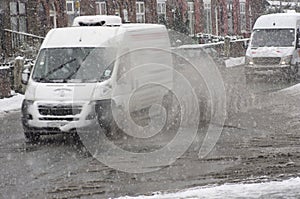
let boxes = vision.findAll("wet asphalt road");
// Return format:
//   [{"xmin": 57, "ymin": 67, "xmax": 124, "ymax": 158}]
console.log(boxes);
[{"xmin": 1, "ymin": 64, "xmax": 300, "ymax": 198}]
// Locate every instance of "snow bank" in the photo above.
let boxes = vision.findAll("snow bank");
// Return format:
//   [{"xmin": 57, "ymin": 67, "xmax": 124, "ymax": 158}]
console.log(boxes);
[
  {"xmin": 225, "ymin": 57, "xmax": 245, "ymax": 68},
  {"xmin": 0, "ymin": 92, "xmax": 24, "ymax": 114},
  {"xmin": 276, "ymin": 83, "xmax": 300, "ymax": 95},
  {"xmin": 118, "ymin": 177, "xmax": 300, "ymax": 199}
]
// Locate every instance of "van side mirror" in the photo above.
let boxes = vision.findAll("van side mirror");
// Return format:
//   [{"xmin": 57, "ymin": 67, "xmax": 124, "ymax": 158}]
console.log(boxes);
[
  {"xmin": 296, "ymin": 33, "xmax": 300, "ymax": 49},
  {"xmin": 21, "ymin": 68, "xmax": 31, "ymax": 85},
  {"xmin": 244, "ymin": 40, "xmax": 249, "ymax": 49},
  {"xmin": 297, "ymin": 40, "xmax": 300, "ymax": 49}
]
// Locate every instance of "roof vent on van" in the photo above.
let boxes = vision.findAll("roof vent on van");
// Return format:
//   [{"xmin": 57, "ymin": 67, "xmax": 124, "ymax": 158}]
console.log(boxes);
[
  {"xmin": 72, "ymin": 15, "xmax": 122, "ymax": 27},
  {"xmin": 78, "ymin": 21, "xmax": 106, "ymax": 26}
]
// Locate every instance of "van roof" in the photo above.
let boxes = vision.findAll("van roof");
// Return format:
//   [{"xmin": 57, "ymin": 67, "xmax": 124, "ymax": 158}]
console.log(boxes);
[
  {"xmin": 72, "ymin": 15, "xmax": 122, "ymax": 26},
  {"xmin": 41, "ymin": 27, "xmax": 121, "ymax": 48},
  {"xmin": 254, "ymin": 13, "xmax": 300, "ymax": 29},
  {"xmin": 40, "ymin": 24, "xmax": 167, "ymax": 49}
]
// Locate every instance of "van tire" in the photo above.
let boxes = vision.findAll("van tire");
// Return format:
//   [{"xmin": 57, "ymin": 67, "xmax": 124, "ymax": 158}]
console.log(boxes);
[
  {"xmin": 163, "ymin": 91, "xmax": 180, "ymax": 131},
  {"xmin": 105, "ymin": 120, "xmax": 122, "ymax": 139},
  {"xmin": 24, "ymin": 129, "xmax": 40, "ymax": 143},
  {"xmin": 96, "ymin": 100, "xmax": 122, "ymax": 139},
  {"xmin": 284, "ymin": 67, "xmax": 297, "ymax": 82}
]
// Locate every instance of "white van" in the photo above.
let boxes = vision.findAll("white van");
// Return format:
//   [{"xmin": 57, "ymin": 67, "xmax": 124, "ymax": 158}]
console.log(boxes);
[
  {"xmin": 245, "ymin": 13, "xmax": 300, "ymax": 81},
  {"xmin": 21, "ymin": 16, "xmax": 173, "ymax": 142}
]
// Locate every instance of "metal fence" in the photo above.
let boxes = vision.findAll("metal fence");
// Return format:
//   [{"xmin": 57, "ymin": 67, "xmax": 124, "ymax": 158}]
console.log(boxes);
[
  {"xmin": 2, "ymin": 29, "xmax": 44, "ymax": 60},
  {"xmin": 0, "ymin": 62, "xmax": 13, "ymax": 98}
]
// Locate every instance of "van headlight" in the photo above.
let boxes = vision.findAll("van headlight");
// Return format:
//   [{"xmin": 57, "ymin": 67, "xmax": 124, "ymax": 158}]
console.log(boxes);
[
  {"xmin": 91, "ymin": 80, "xmax": 112, "ymax": 101},
  {"xmin": 21, "ymin": 99, "xmax": 34, "ymax": 120},
  {"xmin": 22, "ymin": 99, "xmax": 34, "ymax": 110},
  {"xmin": 245, "ymin": 56, "xmax": 253, "ymax": 65},
  {"xmin": 280, "ymin": 55, "xmax": 292, "ymax": 65}
]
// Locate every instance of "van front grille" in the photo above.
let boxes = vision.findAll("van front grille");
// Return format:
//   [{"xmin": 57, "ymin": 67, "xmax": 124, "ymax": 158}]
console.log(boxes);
[
  {"xmin": 38, "ymin": 104, "xmax": 82, "ymax": 116},
  {"xmin": 253, "ymin": 57, "xmax": 281, "ymax": 65},
  {"xmin": 38, "ymin": 117, "xmax": 79, "ymax": 121}
]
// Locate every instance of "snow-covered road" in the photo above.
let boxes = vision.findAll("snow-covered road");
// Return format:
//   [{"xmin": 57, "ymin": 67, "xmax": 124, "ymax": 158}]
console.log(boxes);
[
  {"xmin": 1, "ymin": 65, "xmax": 300, "ymax": 198},
  {"xmin": 118, "ymin": 177, "xmax": 300, "ymax": 199}
]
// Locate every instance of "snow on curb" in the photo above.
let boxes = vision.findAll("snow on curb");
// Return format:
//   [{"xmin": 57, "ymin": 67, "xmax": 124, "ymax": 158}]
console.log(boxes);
[
  {"xmin": 273, "ymin": 82, "xmax": 300, "ymax": 100},
  {"xmin": 225, "ymin": 57, "xmax": 245, "ymax": 68},
  {"xmin": 0, "ymin": 93, "xmax": 24, "ymax": 114},
  {"xmin": 275, "ymin": 83, "xmax": 300, "ymax": 97},
  {"xmin": 117, "ymin": 177, "xmax": 300, "ymax": 199}
]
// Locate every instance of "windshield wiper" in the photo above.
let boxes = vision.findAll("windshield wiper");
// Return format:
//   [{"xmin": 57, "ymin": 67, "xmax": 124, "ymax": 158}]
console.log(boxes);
[
  {"xmin": 41, "ymin": 58, "xmax": 77, "ymax": 80},
  {"xmin": 63, "ymin": 50, "xmax": 93, "ymax": 81},
  {"xmin": 33, "ymin": 76, "xmax": 48, "ymax": 83},
  {"xmin": 67, "ymin": 79, "xmax": 98, "ymax": 83},
  {"xmin": 34, "ymin": 77, "xmax": 67, "ymax": 83}
]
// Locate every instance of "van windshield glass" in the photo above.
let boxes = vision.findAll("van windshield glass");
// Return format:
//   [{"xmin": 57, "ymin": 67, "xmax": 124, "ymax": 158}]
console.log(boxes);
[
  {"xmin": 32, "ymin": 47, "xmax": 116, "ymax": 83},
  {"xmin": 251, "ymin": 29, "xmax": 295, "ymax": 47}
]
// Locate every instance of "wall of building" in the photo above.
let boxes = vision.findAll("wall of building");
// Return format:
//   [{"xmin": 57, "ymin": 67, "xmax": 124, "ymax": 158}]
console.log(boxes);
[
  {"xmin": 0, "ymin": 0, "xmax": 269, "ymax": 60},
  {"xmin": 0, "ymin": 1, "xmax": 5, "ymax": 59},
  {"xmin": 210, "ymin": 0, "xmax": 266, "ymax": 37}
]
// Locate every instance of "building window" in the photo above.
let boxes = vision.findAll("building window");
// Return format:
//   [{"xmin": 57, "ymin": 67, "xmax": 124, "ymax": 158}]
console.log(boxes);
[
  {"xmin": 240, "ymin": 2, "xmax": 246, "ymax": 14},
  {"xmin": 204, "ymin": 2, "xmax": 212, "ymax": 34},
  {"xmin": 136, "ymin": 1, "xmax": 145, "ymax": 23},
  {"xmin": 50, "ymin": 3, "xmax": 57, "ymax": 28},
  {"xmin": 9, "ymin": 1, "xmax": 27, "ymax": 48},
  {"xmin": 66, "ymin": 1, "xmax": 75, "ymax": 14},
  {"xmin": 9, "ymin": 2, "xmax": 27, "ymax": 32},
  {"xmin": 157, "ymin": 0, "xmax": 166, "ymax": 21},
  {"xmin": 227, "ymin": 2, "xmax": 233, "ymax": 34},
  {"xmin": 188, "ymin": 2, "xmax": 195, "ymax": 36},
  {"xmin": 240, "ymin": 2, "xmax": 246, "ymax": 33},
  {"xmin": 249, "ymin": 5, "xmax": 253, "ymax": 30},
  {"xmin": 96, "ymin": 1, "xmax": 107, "ymax": 15},
  {"xmin": 123, "ymin": 9, "xmax": 129, "ymax": 22}
]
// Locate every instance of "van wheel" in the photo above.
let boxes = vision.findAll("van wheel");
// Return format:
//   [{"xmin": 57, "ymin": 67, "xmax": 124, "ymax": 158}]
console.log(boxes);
[
  {"xmin": 292, "ymin": 65, "xmax": 298, "ymax": 80},
  {"xmin": 24, "ymin": 129, "xmax": 40, "ymax": 143},
  {"xmin": 96, "ymin": 101, "xmax": 122, "ymax": 139},
  {"xmin": 105, "ymin": 120, "xmax": 122, "ymax": 139},
  {"xmin": 284, "ymin": 68, "xmax": 296, "ymax": 82},
  {"xmin": 162, "ymin": 91, "xmax": 180, "ymax": 131}
]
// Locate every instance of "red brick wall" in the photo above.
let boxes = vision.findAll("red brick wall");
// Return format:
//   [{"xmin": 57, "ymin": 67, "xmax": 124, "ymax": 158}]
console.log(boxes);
[
  {"xmin": 211, "ymin": 0, "xmax": 265, "ymax": 36},
  {"xmin": 145, "ymin": 0, "xmax": 158, "ymax": 23},
  {"xmin": 233, "ymin": 0, "xmax": 240, "ymax": 35},
  {"xmin": 194, "ymin": 0, "xmax": 204, "ymax": 34},
  {"xmin": 80, "ymin": 0, "xmax": 97, "ymax": 16},
  {"xmin": 27, "ymin": 0, "xmax": 68, "ymax": 37}
]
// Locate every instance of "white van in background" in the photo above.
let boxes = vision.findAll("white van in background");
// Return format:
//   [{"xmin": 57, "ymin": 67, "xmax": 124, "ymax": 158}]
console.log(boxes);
[
  {"xmin": 245, "ymin": 13, "xmax": 300, "ymax": 82},
  {"xmin": 21, "ymin": 16, "xmax": 173, "ymax": 142}
]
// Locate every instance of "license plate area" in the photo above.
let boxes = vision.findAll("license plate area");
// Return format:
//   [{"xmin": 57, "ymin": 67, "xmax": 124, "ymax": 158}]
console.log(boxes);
[{"xmin": 47, "ymin": 122, "xmax": 68, "ymax": 128}]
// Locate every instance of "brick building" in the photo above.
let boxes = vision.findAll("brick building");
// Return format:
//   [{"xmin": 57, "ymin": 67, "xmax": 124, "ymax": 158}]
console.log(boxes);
[
  {"xmin": 0, "ymin": 0, "xmax": 268, "ymax": 59},
  {"xmin": 210, "ymin": 0, "xmax": 267, "ymax": 37},
  {"xmin": 0, "ymin": 0, "xmax": 267, "ymax": 37}
]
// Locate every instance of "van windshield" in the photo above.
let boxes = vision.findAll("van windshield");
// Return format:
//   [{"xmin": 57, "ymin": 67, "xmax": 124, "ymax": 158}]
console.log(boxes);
[
  {"xmin": 251, "ymin": 29, "xmax": 295, "ymax": 48},
  {"xmin": 32, "ymin": 47, "xmax": 116, "ymax": 83}
]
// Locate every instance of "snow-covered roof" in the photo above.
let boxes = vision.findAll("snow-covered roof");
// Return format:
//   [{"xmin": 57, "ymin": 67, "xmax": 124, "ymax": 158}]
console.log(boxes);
[
  {"xmin": 41, "ymin": 27, "xmax": 121, "ymax": 48},
  {"xmin": 72, "ymin": 15, "xmax": 122, "ymax": 27},
  {"xmin": 254, "ymin": 13, "xmax": 300, "ymax": 29},
  {"xmin": 41, "ymin": 23, "xmax": 167, "ymax": 49}
]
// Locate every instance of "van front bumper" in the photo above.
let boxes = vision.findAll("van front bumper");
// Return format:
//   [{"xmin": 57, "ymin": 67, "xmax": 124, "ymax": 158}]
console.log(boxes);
[
  {"xmin": 245, "ymin": 64, "xmax": 293, "ymax": 76},
  {"xmin": 21, "ymin": 99, "xmax": 97, "ymax": 134}
]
